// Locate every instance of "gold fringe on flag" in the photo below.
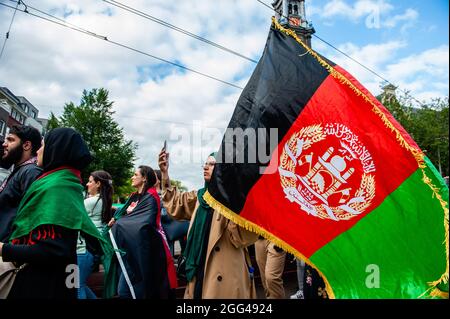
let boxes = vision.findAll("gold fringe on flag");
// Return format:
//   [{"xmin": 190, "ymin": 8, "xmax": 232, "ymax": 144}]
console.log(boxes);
[
  {"xmin": 419, "ymin": 171, "xmax": 449, "ymax": 298},
  {"xmin": 204, "ymin": 190, "xmax": 336, "ymax": 299}
]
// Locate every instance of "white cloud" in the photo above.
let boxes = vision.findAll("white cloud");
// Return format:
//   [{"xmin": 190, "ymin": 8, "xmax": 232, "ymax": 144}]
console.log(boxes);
[
  {"xmin": 385, "ymin": 45, "xmax": 449, "ymax": 100},
  {"xmin": 319, "ymin": 0, "xmax": 393, "ymax": 20},
  {"xmin": 309, "ymin": 0, "xmax": 417, "ymax": 30},
  {"xmin": 0, "ymin": 0, "xmax": 447, "ymax": 189},
  {"xmin": 386, "ymin": 45, "xmax": 449, "ymax": 79},
  {"xmin": 335, "ymin": 40, "xmax": 407, "ymax": 69},
  {"xmin": 0, "ymin": 0, "xmax": 272, "ymax": 189},
  {"xmin": 323, "ymin": 41, "xmax": 449, "ymax": 100},
  {"xmin": 383, "ymin": 8, "xmax": 418, "ymax": 28}
]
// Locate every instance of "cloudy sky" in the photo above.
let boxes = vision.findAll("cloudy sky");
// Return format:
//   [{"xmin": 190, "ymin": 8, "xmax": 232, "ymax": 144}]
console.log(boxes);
[{"xmin": 0, "ymin": 0, "xmax": 448, "ymax": 189}]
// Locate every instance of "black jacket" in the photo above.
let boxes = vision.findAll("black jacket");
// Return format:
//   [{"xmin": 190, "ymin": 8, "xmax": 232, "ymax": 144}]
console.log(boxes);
[{"xmin": 0, "ymin": 163, "xmax": 42, "ymax": 242}]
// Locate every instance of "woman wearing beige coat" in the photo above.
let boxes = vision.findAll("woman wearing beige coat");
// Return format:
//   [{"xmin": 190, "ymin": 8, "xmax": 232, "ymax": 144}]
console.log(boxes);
[{"xmin": 158, "ymin": 150, "xmax": 258, "ymax": 299}]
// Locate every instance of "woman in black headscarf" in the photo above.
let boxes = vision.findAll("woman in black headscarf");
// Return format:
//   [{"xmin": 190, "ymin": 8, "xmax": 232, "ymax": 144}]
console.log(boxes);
[{"xmin": 0, "ymin": 128, "xmax": 111, "ymax": 299}]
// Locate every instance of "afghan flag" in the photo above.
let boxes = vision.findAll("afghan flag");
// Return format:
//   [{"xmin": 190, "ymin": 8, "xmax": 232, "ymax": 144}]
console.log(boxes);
[
  {"xmin": 204, "ymin": 18, "xmax": 449, "ymax": 299},
  {"xmin": 103, "ymin": 188, "xmax": 177, "ymax": 299}
]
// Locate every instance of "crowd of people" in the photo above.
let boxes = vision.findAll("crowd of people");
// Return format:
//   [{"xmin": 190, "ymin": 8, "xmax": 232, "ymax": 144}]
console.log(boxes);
[{"xmin": 0, "ymin": 124, "xmax": 328, "ymax": 299}]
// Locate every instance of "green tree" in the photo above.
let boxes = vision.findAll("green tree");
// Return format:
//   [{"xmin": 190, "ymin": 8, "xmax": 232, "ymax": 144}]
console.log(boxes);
[
  {"xmin": 171, "ymin": 179, "xmax": 188, "ymax": 192},
  {"xmin": 115, "ymin": 182, "xmax": 135, "ymax": 202},
  {"xmin": 46, "ymin": 112, "xmax": 60, "ymax": 131},
  {"xmin": 408, "ymin": 98, "xmax": 449, "ymax": 177},
  {"xmin": 49, "ymin": 88, "xmax": 137, "ymax": 197},
  {"xmin": 381, "ymin": 92, "xmax": 449, "ymax": 177}
]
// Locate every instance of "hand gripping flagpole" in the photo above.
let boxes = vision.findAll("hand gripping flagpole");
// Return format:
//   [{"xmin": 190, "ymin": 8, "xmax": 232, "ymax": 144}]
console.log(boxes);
[{"xmin": 108, "ymin": 229, "xmax": 136, "ymax": 299}]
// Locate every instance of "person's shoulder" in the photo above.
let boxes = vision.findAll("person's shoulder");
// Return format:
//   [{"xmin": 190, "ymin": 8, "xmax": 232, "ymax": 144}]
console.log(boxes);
[
  {"xmin": 15, "ymin": 163, "xmax": 42, "ymax": 180},
  {"xmin": 84, "ymin": 195, "xmax": 101, "ymax": 207},
  {"xmin": 18, "ymin": 162, "xmax": 42, "ymax": 174},
  {"xmin": 146, "ymin": 192, "xmax": 158, "ymax": 203}
]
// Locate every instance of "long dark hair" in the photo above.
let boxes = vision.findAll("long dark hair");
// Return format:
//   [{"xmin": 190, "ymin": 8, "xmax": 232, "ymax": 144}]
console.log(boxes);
[
  {"xmin": 138, "ymin": 165, "xmax": 156, "ymax": 199},
  {"xmin": 90, "ymin": 170, "xmax": 114, "ymax": 224}
]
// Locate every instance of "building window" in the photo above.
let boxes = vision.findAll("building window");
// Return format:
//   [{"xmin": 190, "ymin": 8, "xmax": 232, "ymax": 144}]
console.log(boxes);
[
  {"xmin": 0, "ymin": 99, "xmax": 9, "ymax": 109},
  {"xmin": 31, "ymin": 110, "xmax": 37, "ymax": 119},
  {"xmin": 0, "ymin": 120, "xmax": 5, "ymax": 135},
  {"xmin": 11, "ymin": 109, "xmax": 25, "ymax": 124}
]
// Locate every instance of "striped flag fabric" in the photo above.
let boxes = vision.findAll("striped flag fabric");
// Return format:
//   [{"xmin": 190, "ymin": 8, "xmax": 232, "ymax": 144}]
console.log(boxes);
[{"xmin": 205, "ymin": 19, "xmax": 448, "ymax": 299}]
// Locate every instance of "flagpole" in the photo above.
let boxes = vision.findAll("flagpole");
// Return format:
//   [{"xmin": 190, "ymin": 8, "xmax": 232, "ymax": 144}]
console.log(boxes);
[{"xmin": 108, "ymin": 229, "xmax": 136, "ymax": 299}]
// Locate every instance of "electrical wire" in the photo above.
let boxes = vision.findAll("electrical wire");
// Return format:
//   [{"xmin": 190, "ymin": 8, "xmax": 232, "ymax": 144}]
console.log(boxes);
[
  {"xmin": 0, "ymin": 0, "xmax": 244, "ymax": 90},
  {"xmin": 103, "ymin": 0, "xmax": 258, "ymax": 64},
  {"xmin": 0, "ymin": 0, "xmax": 19, "ymax": 61},
  {"xmin": 1, "ymin": 0, "xmax": 430, "ymax": 105}
]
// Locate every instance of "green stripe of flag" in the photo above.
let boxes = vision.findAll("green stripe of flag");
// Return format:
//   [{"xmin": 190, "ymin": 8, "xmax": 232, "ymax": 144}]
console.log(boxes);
[{"xmin": 310, "ymin": 159, "xmax": 448, "ymax": 298}]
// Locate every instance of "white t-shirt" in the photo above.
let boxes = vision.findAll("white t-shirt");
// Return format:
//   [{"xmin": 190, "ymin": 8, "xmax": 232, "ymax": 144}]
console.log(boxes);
[{"xmin": 77, "ymin": 194, "xmax": 104, "ymax": 254}]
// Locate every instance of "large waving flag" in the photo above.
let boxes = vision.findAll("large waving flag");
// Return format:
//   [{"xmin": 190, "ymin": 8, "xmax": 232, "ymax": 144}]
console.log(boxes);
[{"xmin": 205, "ymin": 19, "xmax": 448, "ymax": 299}]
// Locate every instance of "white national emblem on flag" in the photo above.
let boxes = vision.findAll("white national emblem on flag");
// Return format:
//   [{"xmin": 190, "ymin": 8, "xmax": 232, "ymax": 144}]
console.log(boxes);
[{"xmin": 278, "ymin": 123, "xmax": 377, "ymax": 221}]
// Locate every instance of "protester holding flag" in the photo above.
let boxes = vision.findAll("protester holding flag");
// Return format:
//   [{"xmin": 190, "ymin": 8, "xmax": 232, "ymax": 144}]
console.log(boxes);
[
  {"xmin": 105, "ymin": 165, "xmax": 177, "ymax": 299},
  {"xmin": 158, "ymin": 150, "xmax": 258, "ymax": 299},
  {"xmin": 0, "ymin": 128, "xmax": 111, "ymax": 299}
]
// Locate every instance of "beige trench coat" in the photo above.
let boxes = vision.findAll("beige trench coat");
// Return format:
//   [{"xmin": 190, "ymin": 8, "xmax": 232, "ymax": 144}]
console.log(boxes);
[{"xmin": 162, "ymin": 186, "xmax": 258, "ymax": 299}]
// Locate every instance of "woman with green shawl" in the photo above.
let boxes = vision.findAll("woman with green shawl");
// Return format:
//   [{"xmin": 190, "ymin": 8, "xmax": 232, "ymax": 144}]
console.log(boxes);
[
  {"xmin": 0, "ymin": 128, "xmax": 111, "ymax": 299},
  {"xmin": 158, "ymin": 150, "xmax": 258, "ymax": 299}
]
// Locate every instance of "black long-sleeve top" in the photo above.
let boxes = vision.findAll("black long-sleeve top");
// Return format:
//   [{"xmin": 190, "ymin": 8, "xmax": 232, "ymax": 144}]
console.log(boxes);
[{"xmin": 2, "ymin": 224, "xmax": 78, "ymax": 299}]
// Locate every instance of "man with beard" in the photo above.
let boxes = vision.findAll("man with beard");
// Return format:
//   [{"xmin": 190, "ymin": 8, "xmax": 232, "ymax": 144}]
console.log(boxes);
[{"xmin": 0, "ymin": 125, "xmax": 42, "ymax": 242}]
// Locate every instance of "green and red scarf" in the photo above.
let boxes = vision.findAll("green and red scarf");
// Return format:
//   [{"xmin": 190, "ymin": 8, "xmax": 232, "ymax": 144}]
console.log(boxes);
[{"xmin": 10, "ymin": 168, "xmax": 113, "ymax": 296}]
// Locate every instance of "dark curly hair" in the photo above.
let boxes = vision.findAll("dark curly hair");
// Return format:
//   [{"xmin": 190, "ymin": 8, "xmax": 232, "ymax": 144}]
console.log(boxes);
[{"xmin": 9, "ymin": 124, "xmax": 42, "ymax": 155}]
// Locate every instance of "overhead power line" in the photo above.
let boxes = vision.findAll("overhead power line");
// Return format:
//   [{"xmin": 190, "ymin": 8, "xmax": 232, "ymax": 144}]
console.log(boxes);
[
  {"xmin": 106, "ymin": 0, "xmax": 422, "ymax": 106},
  {"xmin": 0, "ymin": 0, "xmax": 429, "ymax": 106},
  {"xmin": 4, "ymin": 0, "xmax": 403, "ymax": 92},
  {"xmin": 0, "ymin": 0, "xmax": 244, "ymax": 90},
  {"xmin": 103, "ymin": 0, "xmax": 258, "ymax": 64},
  {"xmin": 0, "ymin": 0, "xmax": 19, "ymax": 61},
  {"xmin": 106, "ymin": 0, "xmax": 396, "ymax": 92},
  {"xmin": 311, "ymin": 33, "xmax": 391, "ymax": 83}
]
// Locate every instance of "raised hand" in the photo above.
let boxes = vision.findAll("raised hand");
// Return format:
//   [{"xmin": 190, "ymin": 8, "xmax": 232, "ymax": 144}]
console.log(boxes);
[
  {"xmin": 158, "ymin": 149, "xmax": 169, "ymax": 174},
  {"xmin": 158, "ymin": 148, "xmax": 170, "ymax": 189}
]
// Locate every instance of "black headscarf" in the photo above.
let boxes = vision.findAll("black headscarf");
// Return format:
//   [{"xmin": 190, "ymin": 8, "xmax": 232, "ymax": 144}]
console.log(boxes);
[{"xmin": 43, "ymin": 127, "xmax": 93, "ymax": 172}]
